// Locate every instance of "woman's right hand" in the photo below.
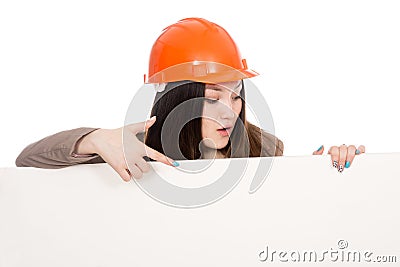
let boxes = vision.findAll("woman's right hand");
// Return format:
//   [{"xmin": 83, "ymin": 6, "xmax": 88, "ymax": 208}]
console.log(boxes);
[{"xmin": 76, "ymin": 116, "xmax": 178, "ymax": 182}]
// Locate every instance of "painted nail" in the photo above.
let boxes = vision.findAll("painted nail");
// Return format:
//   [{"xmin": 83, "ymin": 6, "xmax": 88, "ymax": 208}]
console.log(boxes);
[
  {"xmin": 355, "ymin": 149, "xmax": 360, "ymax": 155},
  {"xmin": 172, "ymin": 161, "xmax": 180, "ymax": 167},
  {"xmin": 345, "ymin": 161, "xmax": 351, "ymax": 168},
  {"xmin": 338, "ymin": 165, "xmax": 344, "ymax": 172},
  {"xmin": 317, "ymin": 145, "xmax": 323, "ymax": 152},
  {"xmin": 333, "ymin": 161, "xmax": 338, "ymax": 168}
]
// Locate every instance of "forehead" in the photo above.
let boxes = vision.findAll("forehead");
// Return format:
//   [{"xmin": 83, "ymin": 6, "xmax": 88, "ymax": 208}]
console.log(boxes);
[{"xmin": 205, "ymin": 80, "xmax": 242, "ymax": 94}]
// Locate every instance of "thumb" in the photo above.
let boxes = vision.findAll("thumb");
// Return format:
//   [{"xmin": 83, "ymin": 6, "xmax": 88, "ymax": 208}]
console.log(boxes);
[
  {"xmin": 312, "ymin": 145, "xmax": 324, "ymax": 155},
  {"xmin": 127, "ymin": 116, "xmax": 157, "ymax": 134},
  {"xmin": 144, "ymin": 116, "xmax": 157, "ymax": 130}
]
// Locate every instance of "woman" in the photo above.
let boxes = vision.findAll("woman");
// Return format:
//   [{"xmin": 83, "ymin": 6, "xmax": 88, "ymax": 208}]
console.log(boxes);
[{"xmin": 15, "ymin": 18, "xmax": 365, "ymax": 181}]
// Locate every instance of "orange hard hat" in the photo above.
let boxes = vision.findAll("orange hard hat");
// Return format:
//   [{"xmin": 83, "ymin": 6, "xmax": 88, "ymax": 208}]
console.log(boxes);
[{"xmin": 146, "ymin": 17, "xmax": 259, "ymax": 84}]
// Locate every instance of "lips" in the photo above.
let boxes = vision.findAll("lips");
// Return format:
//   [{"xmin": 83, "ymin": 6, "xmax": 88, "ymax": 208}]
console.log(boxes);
[
  {"xmin": 217, "ymin": 125, "xmax": 233, "ymax": 131},
  {"xmin": 217, "ymin": 127, "xmax": 231, "ymax": 131},
  {"xmin": 217, "ymin": 125, "xmax": 233, "ymax": 137}
]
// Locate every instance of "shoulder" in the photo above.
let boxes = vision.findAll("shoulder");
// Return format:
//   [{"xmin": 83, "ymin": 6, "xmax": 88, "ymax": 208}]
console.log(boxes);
[{"xmin": 260, "ymin": 130, "xmax": 284, "ymax": 156}]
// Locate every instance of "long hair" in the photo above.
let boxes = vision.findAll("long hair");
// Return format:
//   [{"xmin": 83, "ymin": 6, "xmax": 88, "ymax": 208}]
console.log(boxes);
[{"xmin": 144, "ymin": 80, "xmax": 279, "ymax": 160}]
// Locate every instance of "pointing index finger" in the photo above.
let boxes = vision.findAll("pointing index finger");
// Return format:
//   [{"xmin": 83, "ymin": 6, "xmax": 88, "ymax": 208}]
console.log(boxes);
[{"xmin": 144, "ymin": 145, "xmax": 179, "ymax": 167}]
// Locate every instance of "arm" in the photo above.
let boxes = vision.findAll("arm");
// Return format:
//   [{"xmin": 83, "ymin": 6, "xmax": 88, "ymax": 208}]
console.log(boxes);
[{"xmin": 15, "ymin": 127, "xmax": 105, "ymax": 169}]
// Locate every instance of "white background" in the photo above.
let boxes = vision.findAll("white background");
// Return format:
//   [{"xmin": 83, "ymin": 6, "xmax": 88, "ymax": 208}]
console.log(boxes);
[{"xmin": 1, "ymin": 0, "xmax": 399, "ymax": 167}]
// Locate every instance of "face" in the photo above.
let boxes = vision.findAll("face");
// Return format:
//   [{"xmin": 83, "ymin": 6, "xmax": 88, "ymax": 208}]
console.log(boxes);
[{"xmin": 201, "ymin": 80, "xmax": 243, "ymax": 149}]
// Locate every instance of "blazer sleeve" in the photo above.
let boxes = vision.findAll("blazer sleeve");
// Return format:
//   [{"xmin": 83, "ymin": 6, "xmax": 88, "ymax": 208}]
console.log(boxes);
[{"xmin": 15, "ymin": 127, "xmax": 106, "ymax": 169}]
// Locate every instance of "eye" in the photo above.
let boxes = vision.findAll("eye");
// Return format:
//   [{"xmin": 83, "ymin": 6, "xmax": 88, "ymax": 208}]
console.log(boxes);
[
  {"xmin": 233, "ymin": 96, "xmax": 241, "ymax": 101},
  {"xmin": 205, "ymin": 98, "xmax": 218, "ymax": 104}
]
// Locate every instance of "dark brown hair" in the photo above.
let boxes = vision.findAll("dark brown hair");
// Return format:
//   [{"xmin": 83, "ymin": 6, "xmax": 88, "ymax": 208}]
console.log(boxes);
[{"xmin": 144, "ymin": 81, "xmax": 280, "ymax": 160}]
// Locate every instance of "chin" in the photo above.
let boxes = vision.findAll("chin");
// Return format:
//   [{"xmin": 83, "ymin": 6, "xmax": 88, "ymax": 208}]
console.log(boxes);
[
  {"xmin": 215, "ymin": 140, "xmax": 229, "ymax": 149},
  {"xmin": 202, "ymin": 134, "xmax": 230, "ymax": 149}
]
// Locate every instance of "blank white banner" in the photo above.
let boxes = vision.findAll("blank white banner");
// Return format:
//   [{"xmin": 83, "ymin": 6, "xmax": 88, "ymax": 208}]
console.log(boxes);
[{"xmin": 0, "ymin": 153, "xmax": 399, "ymax": 266}]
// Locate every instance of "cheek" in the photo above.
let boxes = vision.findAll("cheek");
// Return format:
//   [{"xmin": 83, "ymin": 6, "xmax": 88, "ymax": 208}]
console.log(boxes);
[
  {"xmin": 202, "ymin": 105, "xmax": 217, "ymax": 131},
  {"xmin": 201, "ymin": 118, "xmax": 208, "ymax": 134},
  {"xmin": 202, "ymin": 103, "xmax": 217, "ymax": 119},
  {"xmin": 201, "ymin": 118, "xmax": 214, "ymax": 139},
  {"xmin": 233, "ymin": 100, "xmax": 242, "ymax": 116},
  {"xmin": 201, "ymin": 104, "xmax": 219, "ymax": 139}
]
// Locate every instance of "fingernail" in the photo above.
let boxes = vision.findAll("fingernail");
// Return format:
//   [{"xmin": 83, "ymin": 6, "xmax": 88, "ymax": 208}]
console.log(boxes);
[
  {"xmin": 333, "ymin": 161, "xmax": 338, "ymax": 168},
  {"xmin": 172, "ymin": 161, "xmax": 179, "ymax": 167},
  {"xmin": 338, "ymin": 165, "xmax": 344, "ymax": 173},
  {"xmin": 317, "ymin": 145, "xmax": 323, "ymax": 152},
  {"xmin": 345, "ymin": 161, "xmax": 351, "ymax": 168},
  {"xmin": 355, "ymin": 149, "xmax": 360, "ymax": 155}
]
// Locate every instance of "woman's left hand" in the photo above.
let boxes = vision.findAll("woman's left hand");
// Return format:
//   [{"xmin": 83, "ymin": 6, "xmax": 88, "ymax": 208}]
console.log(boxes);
[{"xmin": 312, "ymin": 144, "xmax": 366, "ymax": 172}]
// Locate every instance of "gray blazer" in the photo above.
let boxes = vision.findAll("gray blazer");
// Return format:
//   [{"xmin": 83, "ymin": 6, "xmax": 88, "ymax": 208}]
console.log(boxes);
[{"xmin": 15, "ymin": 127, "xmax": 284, "ymax": 169}]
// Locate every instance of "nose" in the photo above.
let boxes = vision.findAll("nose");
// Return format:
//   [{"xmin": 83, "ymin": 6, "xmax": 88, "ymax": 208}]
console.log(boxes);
[{"xmin": 218, "ymin": 99, "xmax": 235, "ymax": 119}]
